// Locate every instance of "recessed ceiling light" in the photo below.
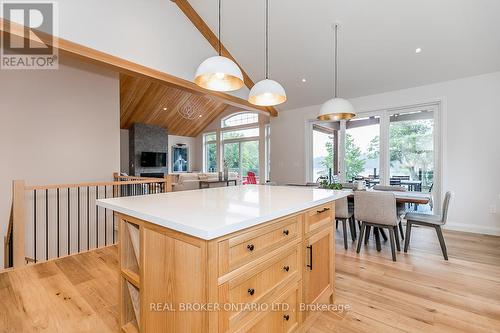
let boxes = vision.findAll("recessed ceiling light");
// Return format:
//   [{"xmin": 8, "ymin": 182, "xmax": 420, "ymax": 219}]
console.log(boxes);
[
  {"xmin": 415, "ymin": 48, "xmax": 422, "ymax": 54},
  {"xmin": 163, "ymin": 107, "xmax": 167, "ymax": 111},
  {"xmin": 301, "ymin": 78, "xmax": 307, "ymax": 83}
]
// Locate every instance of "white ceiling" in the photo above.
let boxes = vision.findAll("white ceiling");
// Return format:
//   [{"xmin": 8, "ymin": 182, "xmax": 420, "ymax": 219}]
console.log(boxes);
[{"xmin": 188, "ymin": 0, "xmax": 500, "ymax": 111}]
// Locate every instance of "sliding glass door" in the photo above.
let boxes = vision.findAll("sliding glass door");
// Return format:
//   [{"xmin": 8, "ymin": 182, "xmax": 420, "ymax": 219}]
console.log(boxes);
[
  {"xmin": 389, "ymin": 110, "xmax": 435, "ymax": 192},
  {"xmin": 345, "ymin": 116, "xmax": 380, "ymax": 181},
  {"xmin": 223, "ymin": 140, "xmax": 259, "ymax": 179},
  {"xmin": 308, "ymin": 103, "xmax": 440, "ymax": 201}
]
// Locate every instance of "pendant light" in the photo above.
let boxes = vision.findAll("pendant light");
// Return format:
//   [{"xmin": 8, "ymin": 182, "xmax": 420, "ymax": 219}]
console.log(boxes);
[
  {"xmin": 194, "ymin": 0, "xmax": 244, "ymax": 92},
  {"xmin": 317, "ymin": 23, "xmax": 355, "ymax": 121},
  {"xmin": 248, "ymin": 0, "xmax": 286, "ymax": 106}
]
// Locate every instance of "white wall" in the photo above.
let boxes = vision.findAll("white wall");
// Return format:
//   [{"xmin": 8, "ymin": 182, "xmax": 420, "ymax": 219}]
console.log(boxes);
[
  {"xmin": 271, "ymin": 71, "xmax": 500, "ymax": 235},
  {"xmin": 0, "ymin": 57, "xmax": 120, "ymax": 268}
]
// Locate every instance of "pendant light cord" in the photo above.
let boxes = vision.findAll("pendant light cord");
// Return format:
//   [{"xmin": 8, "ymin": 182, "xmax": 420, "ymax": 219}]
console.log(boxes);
[
  {"xmin": 334, "ymin": 23, "xmax": 338, "ymax": 98},
  {"xmin": 265, "ymin": 0, "xmax": 269, "ymax": 79},
  {"xmin": 218, "ymin": 0, "xmax": 222, "ymax": 55}
]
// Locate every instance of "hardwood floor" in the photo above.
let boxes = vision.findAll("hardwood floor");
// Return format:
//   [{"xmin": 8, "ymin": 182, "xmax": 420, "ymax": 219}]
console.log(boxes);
[{"xmin": 0, "ymin": 227, "xmax": 499, "ymax": 332}]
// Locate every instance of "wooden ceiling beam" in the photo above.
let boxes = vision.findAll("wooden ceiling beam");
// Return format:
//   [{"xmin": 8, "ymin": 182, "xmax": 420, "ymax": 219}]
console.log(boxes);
[
  {"xmin": 171, "ymin": 0, "xmax": 278, "ymax": 117},
  {"xmin": 0, "ymin": 18, "xmax": 275, "ymax": 116}
]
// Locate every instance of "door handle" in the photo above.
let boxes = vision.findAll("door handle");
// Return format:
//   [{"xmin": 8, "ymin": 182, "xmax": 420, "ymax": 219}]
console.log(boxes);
[{"xmin": 306, "ymin": 245, "xmax": 313, "ymax": 270}]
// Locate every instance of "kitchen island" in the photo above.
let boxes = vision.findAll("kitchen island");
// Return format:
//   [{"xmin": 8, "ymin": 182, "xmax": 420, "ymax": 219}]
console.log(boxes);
[{"xmin": 97, "ymin": 185, "xmax": 349, "ymax": 333}]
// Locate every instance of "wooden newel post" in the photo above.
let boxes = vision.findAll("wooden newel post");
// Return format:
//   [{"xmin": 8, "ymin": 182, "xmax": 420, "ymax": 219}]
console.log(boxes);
[
  {"xmin": 164, "ymin": 174, "xmax": 173, "ymax": 193},
  {"xmin": 12, "ymin": 180, "xmax": 26, "ymax": 268}
]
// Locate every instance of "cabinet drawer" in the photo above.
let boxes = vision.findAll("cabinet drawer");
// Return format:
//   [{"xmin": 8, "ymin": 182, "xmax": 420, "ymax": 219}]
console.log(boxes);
[
  {"xmin": 228, "ymin": 249, "xmax": 298, "ymax": 305},
  {"xmin": 304, "ymin": 203, "xmax": 334, "ymax": 234},
  {"xmin": 236, "ymin": 282, "xmax": 301, "ymax": 333},
  {"xmin": 219, "ymin": 215, "xmax": 300, "ymax": 275}
]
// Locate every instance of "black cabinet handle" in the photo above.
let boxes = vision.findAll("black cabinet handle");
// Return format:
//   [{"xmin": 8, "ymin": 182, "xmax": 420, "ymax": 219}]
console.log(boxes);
[
  {"xmin": 317, "ymin": 207, "xmax": 330, "ymax": 214},
  {"xmin": 283, "ymin": 229, "xmax": 289, "ymax": 236},
  {"xmin": 247, "ymin": 244, "xmax": 255, "ymax": 251},
  {"xmin": 307, "ymin": 245, "xmax": 313, "ymax": 270},
  {"xmin": 283, "ymin": 265, "xmax": 290, "ymax": 272},
  {"xmin": 283, "ymin": 314, "xmax": 290, "ymax": 321},
  {"xmin": 248, "ymin": 288, "xmax": 255, "ymax": 296}
]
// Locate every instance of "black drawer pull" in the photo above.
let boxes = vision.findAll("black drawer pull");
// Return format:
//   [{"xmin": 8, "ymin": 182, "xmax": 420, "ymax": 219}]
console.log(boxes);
[
  {"xmin": 283, "ymin": 229, "xmax": 289, "ymax": 236},
  {"xmin": 283, "ymin": 314, "xmax": 290, "ymax": 321},
  {"xmin": 247, "ymin": 244, "xmax": 255, "ymax": 251},
  {"xmin": 283, "ymin": 265, "xmax": 290, "ymax": 272},
  {"xmin": 307, "ymin": 245, "xmax": 313, "ymax": 270},
  {"xmin": 248, "ymin": 288, "xmax": 255, "ymax": 296},
  {"xmin": 317, "ymin": 207, "xmax": 330, "ymax": 214}
]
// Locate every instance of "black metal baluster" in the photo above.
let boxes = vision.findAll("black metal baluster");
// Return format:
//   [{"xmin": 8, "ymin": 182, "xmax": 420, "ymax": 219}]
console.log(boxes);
[
  {"xmin": 57, "ymin": 188, "xmax": 60, "ymax": 258},
  {"xmin": 78, "ymin": 187, "xmax": 81, "ymax": 253},
  {"xmin": 95, "ymin": 186, "xmax": 98, "ymax": 248},
  {"xmin": 45, "ymin": 189, "xmax": 48, "ymax": 261},
  {"xmin": 33, "ymin": 189, "xmax": 37, "ymax": 263},
  {"xmin": 87, "ymin": 186, "xmax": 90, "ymax": 251},
  {"xmin": 67, "ymin": 187, "xmax": 70, "ymax": 255},
  {"xmin": 104, "ymin": 185, "xmax": 107, "ymax": 246}
]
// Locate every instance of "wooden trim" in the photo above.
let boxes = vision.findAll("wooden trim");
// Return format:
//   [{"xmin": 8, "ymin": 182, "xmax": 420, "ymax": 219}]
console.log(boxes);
[
  {"xmin": 12, "ymin": 180, "xmax": 26, "ymax": 268},
  {"xmin": 25, "ymin": 178, "xmax": 169, "ymax": 191},
  {"xmin": 171, "ymin": 0, "xmax": 278, "ymax": 117},
  {"xmin": 0, "ymin": 18, "xmax": 276, "ymax": 117}
]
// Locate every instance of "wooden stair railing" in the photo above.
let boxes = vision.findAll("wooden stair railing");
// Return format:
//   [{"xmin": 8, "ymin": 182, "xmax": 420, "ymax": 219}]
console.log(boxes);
[
  {"xmin": 4, "ymin": 206, "xmax": 14, "ymax": 268},
  {"xmin": 5, "ymin": 173, "xmax": 175, "ymax": 268}
]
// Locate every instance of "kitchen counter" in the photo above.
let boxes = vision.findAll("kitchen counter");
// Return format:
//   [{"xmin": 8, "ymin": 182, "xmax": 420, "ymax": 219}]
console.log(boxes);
[
  {"xmin": 100, "ymin": 185, "xmax": 344, "ymax": 332},
  {"xmin": 97, "ymin": 184, "xmax": 349, "ymax": 239}
]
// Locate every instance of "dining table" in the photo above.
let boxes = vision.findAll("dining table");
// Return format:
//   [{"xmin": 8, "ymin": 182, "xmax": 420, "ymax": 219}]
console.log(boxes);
[
  {"xmin": 344, "ymin": 189, "xmax": 431, "ymax": 251},
  {"xmin": 345, "ymin": 189, "xmax": 430, "ymax": 205}
]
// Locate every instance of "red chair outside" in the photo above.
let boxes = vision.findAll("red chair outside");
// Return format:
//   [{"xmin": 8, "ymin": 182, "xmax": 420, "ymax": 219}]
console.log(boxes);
[{"xmin": 245, "ymin": 171, "xmax": 257, "ymax": 184}]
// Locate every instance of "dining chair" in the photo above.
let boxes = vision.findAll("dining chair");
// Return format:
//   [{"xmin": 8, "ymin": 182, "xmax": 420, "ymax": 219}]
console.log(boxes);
[
  {"xmin": 335, "ymin": 196, "xmax": 355, "ymax": 250},
  {"xmin": 355, "ymin": 191, "xmax": 400, "ymax": 261},
  {"xmin": 373, "ymin": 185, "xmax": 407, "ymax": 240},
  {"xmin": 404, "ymin": 191, "xmax": 453, "ymax": 260}
]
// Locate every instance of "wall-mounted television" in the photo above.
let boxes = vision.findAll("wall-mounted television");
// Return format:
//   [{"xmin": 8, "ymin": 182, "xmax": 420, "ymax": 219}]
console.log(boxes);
[{"xmin": 141, "ymin": 152, "xmax": 167, "ymax": 167}]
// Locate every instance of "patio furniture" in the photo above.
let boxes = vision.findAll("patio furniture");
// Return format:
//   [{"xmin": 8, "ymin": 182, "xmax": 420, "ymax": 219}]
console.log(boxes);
[
  {"xmin": 244, "ymin": 171, "xmax": 257, "ymax": 184},
  {"xmin": 404, "ymin": 191, "xmax": 454, "ymax": 260},
  {"xmin": 355, "ymin": 191, "xmax": 401, "ymax": 261}
]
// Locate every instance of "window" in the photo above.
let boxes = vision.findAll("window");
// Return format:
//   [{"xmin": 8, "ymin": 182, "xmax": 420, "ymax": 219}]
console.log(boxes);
[
  {"xmin": 203, "ymin": 112, "xmax": 267, "ymax": 183},
  {"xmin": 307, "ymin": 103, "xmax": 440, "ymax": 198},
  {"xmin": 312, "ymin": 125, "xmax": 336, "ymax": 182},
  {"xmin": 222, "ymin": 112, "xmax": 258, "ymax": 128},
  {"xmin": 345, "ymin": 116, "xmax": 380, "ymax": 180},
  {"xmin": 265, "ymin": 124, "xmax": 271, "ymax": 182},
  {"xmin": 203, "ymin": 132, "xmax": 217, "ymax": 172},
  {"xmin": 389, "ymin": 110, "xmax": 434, "ymax": 192},
  {"xmin": 222, "ymin": 127, "xmax": 259, "ymax": 140}
]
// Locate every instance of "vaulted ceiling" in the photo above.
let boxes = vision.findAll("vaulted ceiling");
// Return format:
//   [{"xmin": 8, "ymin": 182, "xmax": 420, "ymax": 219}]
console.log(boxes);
[
  {"xmin": 120, "ymin": 74, "xmax": 228, "ymax": 137},
  {"xmin": 188, "ymin": 0, "xmax": 500, "ymax": 110}
]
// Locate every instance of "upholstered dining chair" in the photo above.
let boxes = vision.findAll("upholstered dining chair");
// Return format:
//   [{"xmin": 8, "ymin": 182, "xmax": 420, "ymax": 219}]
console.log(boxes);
[
  {"xmin": 355, "ymin": 191, "xmax": 401, "ymax": 261},
  {"xmin": 373, "ymin": 185, "xmax": 407, "ymax": 240},
  {"xmin": 404, "ymin": 191, "xmax": 454, "ymax": 260},
  {"xmin": 335, "ymin": 196, "xmax": 355, "ymax": 250}
]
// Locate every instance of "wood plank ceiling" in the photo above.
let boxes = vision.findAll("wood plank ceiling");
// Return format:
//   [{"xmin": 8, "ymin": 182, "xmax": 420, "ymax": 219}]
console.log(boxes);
[{"xmin": 120, "ymin": 74, "xmax": 229, "ymax": 137}]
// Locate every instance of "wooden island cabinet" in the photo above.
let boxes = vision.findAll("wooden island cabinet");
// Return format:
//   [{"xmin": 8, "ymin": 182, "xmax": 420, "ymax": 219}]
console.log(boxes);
[{"xmin": 98, "ymin": 186, "xmax": 346, "ymax": 333}]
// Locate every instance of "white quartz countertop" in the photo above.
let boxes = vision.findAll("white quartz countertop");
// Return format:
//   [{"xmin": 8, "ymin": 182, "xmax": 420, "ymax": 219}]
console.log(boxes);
[{"xmin": 97, "ymin": 185, "xmax": 349, "ymax": 240}]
